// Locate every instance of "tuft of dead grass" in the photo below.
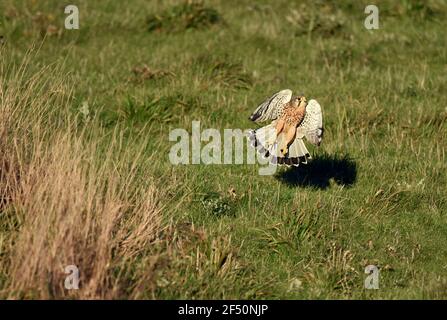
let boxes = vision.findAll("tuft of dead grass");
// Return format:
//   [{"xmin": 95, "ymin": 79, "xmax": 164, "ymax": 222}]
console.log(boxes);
[
  {"xmin": 147, "ymin": 1, "xmax": 223, "ymax": 33},
  {"xmin": 286, "ymin": 4, "xmax": 346, "ymax": 38},
  {"xmin": 0, "ymin": 51, "xmax": 164, "ymax": 299},
  {"xmin": 130, "ymin": 64, "xmax": 175, "ymax": 84}
]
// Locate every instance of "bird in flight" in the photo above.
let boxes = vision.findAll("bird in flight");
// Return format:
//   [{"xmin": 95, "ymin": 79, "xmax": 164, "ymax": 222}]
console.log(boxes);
[{"xmin": 248, "ymin": 89, "xmax": 323, "ymax": 166}]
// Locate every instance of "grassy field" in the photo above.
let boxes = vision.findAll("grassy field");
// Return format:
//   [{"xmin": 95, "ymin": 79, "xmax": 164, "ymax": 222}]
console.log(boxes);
[{"xmin": 0, "ymin": 0, "xmax": 446, "ymax": 299}]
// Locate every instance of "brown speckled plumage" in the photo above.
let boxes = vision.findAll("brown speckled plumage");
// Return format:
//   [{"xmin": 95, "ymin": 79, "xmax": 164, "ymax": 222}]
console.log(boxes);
[
  {"xmin": 280, "ymin": 101, "xmax": 306, "ymax": 126},
  {"xmin": 274, "ymin": 96, "xmax": 307, "ymax": 155}
]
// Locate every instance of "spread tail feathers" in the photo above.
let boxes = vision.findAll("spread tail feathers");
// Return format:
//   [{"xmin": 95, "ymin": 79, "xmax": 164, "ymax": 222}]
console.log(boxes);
[
  {"xmin": 247, "ymin": 123, "xmax": 276, "ymax": 158},
  {"xmin": 282, "ymin": 137, "xmax": 311, "ymax": 166},
  {"xmin": 248, "ymin": 125, "xmax": 311, "ymax": 167}
]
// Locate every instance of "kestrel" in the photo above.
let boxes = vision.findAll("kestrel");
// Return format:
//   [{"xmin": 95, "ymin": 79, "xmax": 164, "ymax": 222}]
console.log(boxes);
[{"xmin": 247, "ymin": 89, "xmax": 323, "ymax": 166}]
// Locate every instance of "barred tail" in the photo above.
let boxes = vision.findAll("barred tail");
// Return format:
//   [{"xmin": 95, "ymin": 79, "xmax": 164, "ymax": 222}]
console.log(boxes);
[
  {"xmin": 247, "ymin": 123, "xmax": 276, "ymax": 158},
  {"xmin": 287, "ymin": 138, "xmax": 311, "ymax": 164},
  {"xmin": 271, "ymin": 138, "xmax": 311, "ymax": 166},
  {"xmin": 248, "ymin": 126, "xmax": 312, "ymax": 167}
]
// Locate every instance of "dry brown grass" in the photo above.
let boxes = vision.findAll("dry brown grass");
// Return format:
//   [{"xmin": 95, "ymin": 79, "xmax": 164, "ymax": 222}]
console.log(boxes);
[{"xmin": 0, "ymin": 51, "xmax": 165, "ymax": 299}]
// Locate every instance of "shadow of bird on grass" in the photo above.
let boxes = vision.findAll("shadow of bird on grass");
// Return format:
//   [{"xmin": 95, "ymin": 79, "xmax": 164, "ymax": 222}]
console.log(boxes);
[{"xmin": 275, "ymin": 153, "xmax": 357, "ymax": 189}]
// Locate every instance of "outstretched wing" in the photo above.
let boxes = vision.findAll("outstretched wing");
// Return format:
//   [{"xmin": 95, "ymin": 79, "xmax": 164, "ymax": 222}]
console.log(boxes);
[
  {"xmin": 296, "ymin": 99, "xmax": 323, "ymax": 146},
  {"xmin": 249, "ymin": 89, "xmax": 292, "ymax": 123}
]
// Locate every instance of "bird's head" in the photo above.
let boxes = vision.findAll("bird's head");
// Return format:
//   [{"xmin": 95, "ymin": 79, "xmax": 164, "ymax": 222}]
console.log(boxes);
[{"xmin": 291, "ymin": 95, "xmax": 307, "ymax": 107}]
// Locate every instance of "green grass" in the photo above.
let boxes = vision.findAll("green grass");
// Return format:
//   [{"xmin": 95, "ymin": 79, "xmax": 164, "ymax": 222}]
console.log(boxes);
[{"xmin": 1, "ymin": 0, "xmax": 447, "ymax": 299}]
